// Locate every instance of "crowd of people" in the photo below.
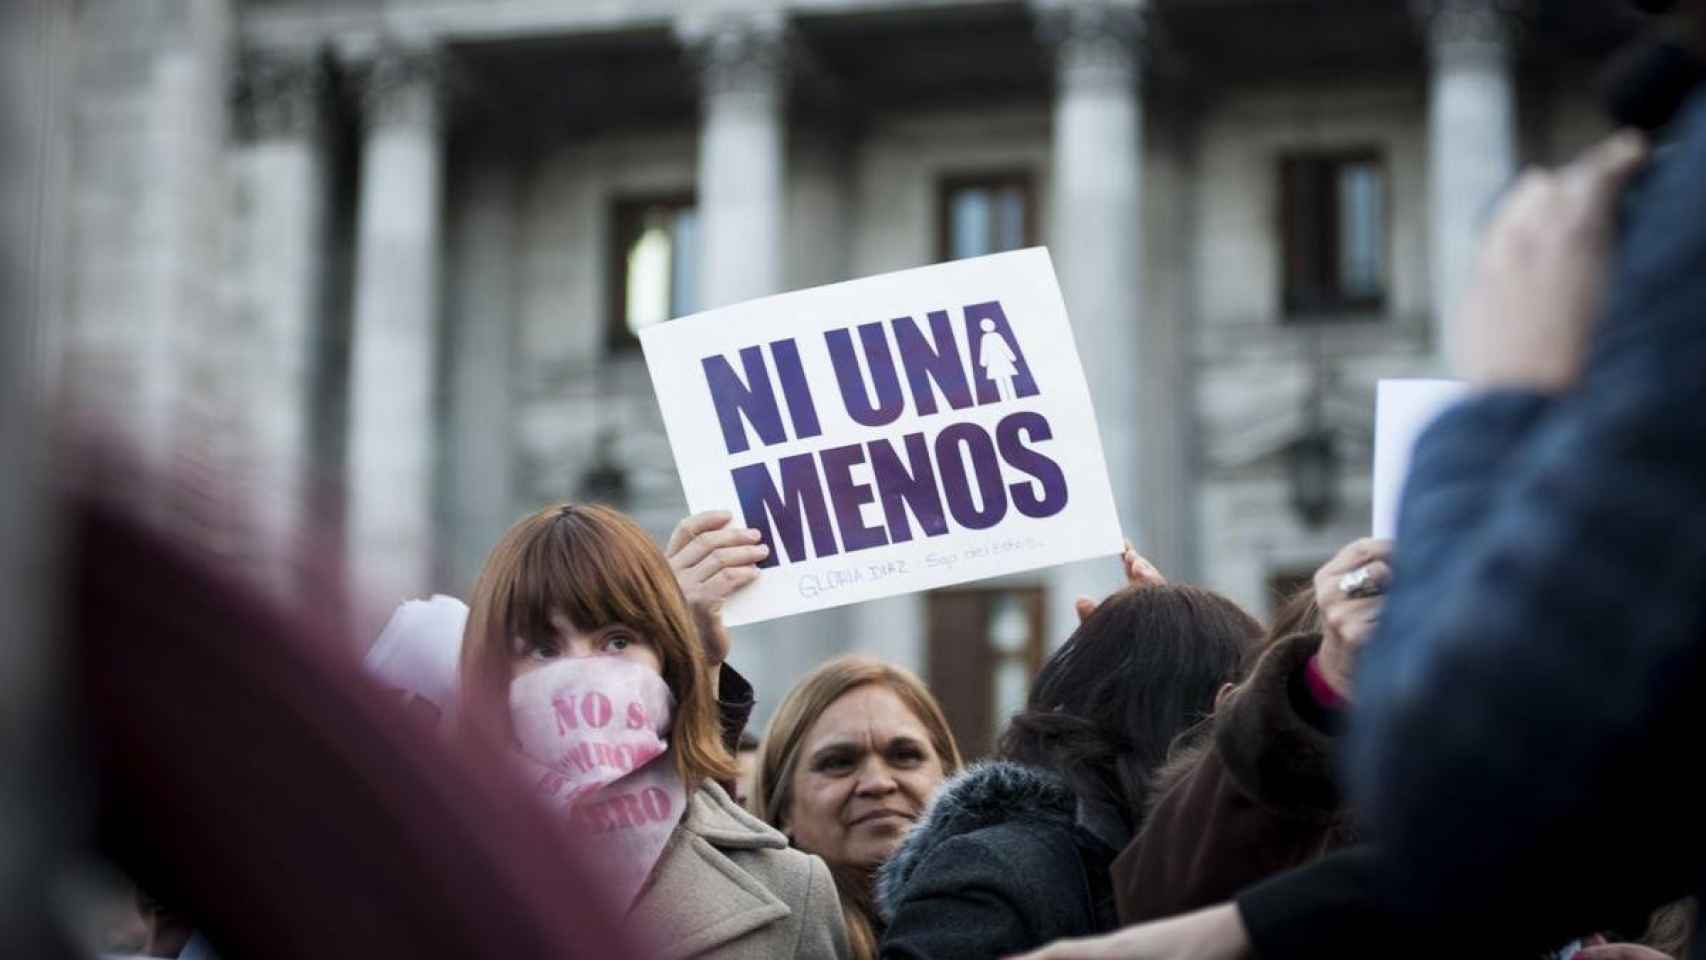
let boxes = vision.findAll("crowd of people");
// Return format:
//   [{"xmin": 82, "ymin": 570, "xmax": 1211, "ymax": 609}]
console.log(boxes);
[{"xmin": 79, "ymin": 1, "xmax": 1706, "ymax": 957}]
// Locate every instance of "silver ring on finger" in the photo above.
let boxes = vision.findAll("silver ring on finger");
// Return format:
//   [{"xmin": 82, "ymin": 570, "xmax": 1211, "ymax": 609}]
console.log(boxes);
[{"xmin": 1337, "ymin": 566, "xmax": 1384, "ymax": 600}]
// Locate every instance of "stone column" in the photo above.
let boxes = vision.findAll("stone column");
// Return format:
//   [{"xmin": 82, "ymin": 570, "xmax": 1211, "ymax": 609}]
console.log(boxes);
[
  {"xmin": 1036, "ymin": 0, "xmax": 1149, "ymax": 645},
  {"xmin": 678, "ymin": 11, "xmax": 811, "ymax": 711},
  {"xmin": 1421, "ymin": 0, "xmax": 1518, "ymax": 367},
  {"xmin": 65, "ymin": 0, "xmax": 233, "ymax": 480},
  {"xmin": 444, "ymin": 147, "xmax": 519, "ymax": 595},
  {"xmin": 0, "ymin": 2, "xmax": 73, "ymax": 949},
  {"xmin": 681, "ymin": 12, "xmax": 787, "ymax": 309},
  {"xmin": 235, "ymin": 48, "xmax": 329, "ymax": 600},
  {"xmin": 347, "ymin": 44, "xmax": 444, "ymax": 616}
]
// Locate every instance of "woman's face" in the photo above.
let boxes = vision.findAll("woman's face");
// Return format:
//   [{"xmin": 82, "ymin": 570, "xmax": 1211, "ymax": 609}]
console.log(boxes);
[
  {"xmin": 510, "ymin": 610, "xmax": 663, "ymax": 682},
  {"xmin": 783, "ymin": 684, "xmax": 946, "ymax": 870}
]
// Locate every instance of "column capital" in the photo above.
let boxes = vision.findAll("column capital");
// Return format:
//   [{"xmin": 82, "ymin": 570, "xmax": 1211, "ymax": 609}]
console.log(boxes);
[
  {"xmin": 352, "ymin": 41, "xmax": 447, "ymax": 131},
  {"xmin": 677, "ymin": 9, "xmax": 790, "ymax": 100},
  {"xmin": 1414, "ymin": 0, "xmax": 1523, "ymax": 68},
  {"xmin": 234, "ymin": 47, "xmax": 328, "ymax": 141},
  {"xmin": 1033, "ymin": 0, "xmax": 1148, "ymax": 93}
]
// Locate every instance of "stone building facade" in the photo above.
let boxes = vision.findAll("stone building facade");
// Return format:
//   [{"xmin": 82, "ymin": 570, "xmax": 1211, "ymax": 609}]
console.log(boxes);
[{"xmin": 47, "ymin": 0, "xmax": 1621, "ymax": 749}]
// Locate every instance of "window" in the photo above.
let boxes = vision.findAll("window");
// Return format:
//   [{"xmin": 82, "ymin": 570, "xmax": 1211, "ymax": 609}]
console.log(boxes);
[
  {"xmin": 939, "ymin": 173, "xmax": 1033, "ymax": 262},
  {"xmin": 609, "ymin": 195, "xmax": 698, "ymax": 351},
  {"xmin": 1279, "ymin": 151, "xmax": 1387, "ymax": 317},
  {"xmin": 926, "ymin": 587, "xmax": 1046, "ymax": 760}
]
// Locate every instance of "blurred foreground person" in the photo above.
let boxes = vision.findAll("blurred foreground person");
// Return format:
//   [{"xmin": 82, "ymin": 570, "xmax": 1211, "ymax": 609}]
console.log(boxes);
[
  {"xmin": 755, "ymin": 656, "xmax": 963, "ymax": 959},
  {"xmin": 877, "ymin": 575, "xmax": 1263, "ymax": 959},
  {"xmin": 67, "ymin": 459, "xmax": 629, "ymax": 959},
  {"xmin": 1344, "ymin": 99, "xmax": 1700, "ymax": 960},
  {"xmin": 458, "ymin": 502, "xmax": 849, "ymax": 958}
]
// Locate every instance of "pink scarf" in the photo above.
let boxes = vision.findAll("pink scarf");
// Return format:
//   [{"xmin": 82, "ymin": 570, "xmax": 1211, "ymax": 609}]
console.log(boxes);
[{"xmin": 508, "ymin": 656, "xmax": 688, "ymax": 909}]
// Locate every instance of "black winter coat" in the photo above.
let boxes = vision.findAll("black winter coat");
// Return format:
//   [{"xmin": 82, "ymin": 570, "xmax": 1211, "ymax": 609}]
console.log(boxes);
[{"xmin": 875, "ymin": 761, "xmax": 1124, "ymax": 959}]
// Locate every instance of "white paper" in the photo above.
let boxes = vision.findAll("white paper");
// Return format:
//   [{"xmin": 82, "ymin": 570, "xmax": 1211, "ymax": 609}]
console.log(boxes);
[
  {"xmin": 641, "ymin": 248, "xmax": 1124, "ymax": 625},
  {"xmin": 364, "ymin": 594, "xmax": 467, "ymax": 726},
  {"xmin": 1372, "ymin": 378, "xmax": 1470, "ymax": 538}
]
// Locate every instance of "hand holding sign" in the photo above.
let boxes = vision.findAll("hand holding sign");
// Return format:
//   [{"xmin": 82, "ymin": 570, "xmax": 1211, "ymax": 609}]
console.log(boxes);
[
  {"xmin": 1074, "ymin": 541, "xmax": 1166, "ymax": 623},
  {"xmin": 642, "ymin": 249, "xmax": 1124, "ymax": 625},
  {"xmin": 666, "ymin": 510, "xmax": 768, "ymax": 668},
  {"xmin": 1312, "ymin": 537, "xmax": 1392, "ymax": 701}
]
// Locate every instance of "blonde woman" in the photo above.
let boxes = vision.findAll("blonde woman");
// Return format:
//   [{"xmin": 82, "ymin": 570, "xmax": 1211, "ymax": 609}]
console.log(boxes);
[{"xmin": 754, "ymin": 656, "xmax": 964, "ymax": 960}]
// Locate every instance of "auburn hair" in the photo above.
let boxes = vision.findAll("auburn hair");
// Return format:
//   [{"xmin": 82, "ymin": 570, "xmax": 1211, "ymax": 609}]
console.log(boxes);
[{"xmin": 458, "ymin": 502, "xmax": 737, "ymax": 788}]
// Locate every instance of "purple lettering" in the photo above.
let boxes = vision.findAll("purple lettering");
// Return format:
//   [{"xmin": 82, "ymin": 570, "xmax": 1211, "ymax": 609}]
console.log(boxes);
[
  {"xmin": 733, "ymin": 453, "xmax": 839, "ymax": 567},
  {"xmin": 894, "ymin": 311, "xmax": 974, "ymax": 416},
  {"xmin": 934, "ymin": 423, "xmax": 1007, "ymax": 530},
  {"xmin": 770, "ymin": 338, "xmax": 823, "ymax": 441},
  {"xmin": 867, "ymin": 433, "xmax": 949, "ymax": 544},
  {"xmin": 820, "ymin": 443, "xmax": 887, "ymax": 552},
  {"xmin": 702, "ymin": 345, "xmax": 787, "ymax": 455},
  {"xmin": 997, "ymin": 412, "xmax": 1069, "ymax": 518},
  {"xmin": 825, "ymin": 323, "xmax": 905, "ymax": 427}
]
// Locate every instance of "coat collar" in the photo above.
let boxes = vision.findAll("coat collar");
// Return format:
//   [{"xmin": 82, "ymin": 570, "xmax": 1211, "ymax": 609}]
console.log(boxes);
[
  {"xmin": 628, "ymin": 781, "xmax": 793, "ymax": 960},
  {"xmin": 875, "ymin": 760, "xmax": 1079, "ymax": 921}
]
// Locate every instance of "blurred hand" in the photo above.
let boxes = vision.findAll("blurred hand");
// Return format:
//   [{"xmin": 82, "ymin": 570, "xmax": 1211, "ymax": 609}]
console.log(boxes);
[
  {"xmin": 666, "ymin": 511, "xmax": 768, "ymax": 668},
  {"xmin": 1454, "ymin": 130, "xmax": 1648, "ymax": 392},
  {"xmin": 1076, "ymin": 541, "xmax": 1167, "ymax": 622},
  {"xmin": 1312, "ymin": 538, "xmax": 1393, "ymax": 701},
  {"xmin": 1007, "ymin": 903, "xmax": 1251, "ymax": 960}
]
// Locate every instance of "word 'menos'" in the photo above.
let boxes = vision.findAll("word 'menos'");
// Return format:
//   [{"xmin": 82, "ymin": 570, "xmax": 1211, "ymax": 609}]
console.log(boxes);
[{"xmin": 700, "ymin": 300, "xmax": 1070, "ymax": 568}]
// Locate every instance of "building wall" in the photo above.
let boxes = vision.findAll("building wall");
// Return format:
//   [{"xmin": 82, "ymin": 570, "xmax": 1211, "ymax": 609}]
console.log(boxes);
[
  {"xmin": 1192, "ymin": 81, "xmax": 1436, "ymax": 614},
  {"xmin": 57, "ymin": 0, "xmax": 1621, "ymax": 733}
]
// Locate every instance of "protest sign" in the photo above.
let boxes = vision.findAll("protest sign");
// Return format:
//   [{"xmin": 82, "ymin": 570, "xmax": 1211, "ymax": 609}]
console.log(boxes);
[
  {"xmin": 1372, "ymin": 378, "xmax": 1469, "ymax": 538},
  {"xmin": 641, "ymin": 248, "xmax": 1124, "ymax": 625}
]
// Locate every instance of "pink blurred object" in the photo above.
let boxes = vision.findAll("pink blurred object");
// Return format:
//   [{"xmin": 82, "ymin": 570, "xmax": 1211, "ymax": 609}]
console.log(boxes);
[{"xmin": 65, "ymin": 463, "xmax": 637, "ymax": 959}]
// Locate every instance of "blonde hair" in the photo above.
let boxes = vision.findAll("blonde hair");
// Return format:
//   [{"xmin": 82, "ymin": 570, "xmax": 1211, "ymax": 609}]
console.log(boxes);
[
  {"xmin": 458, "ymin": 502, "xmax": 737, "ymax": 788},
  {"xmin": 754, "ymin": 655, "xmax": 963, "ymax": 960}
]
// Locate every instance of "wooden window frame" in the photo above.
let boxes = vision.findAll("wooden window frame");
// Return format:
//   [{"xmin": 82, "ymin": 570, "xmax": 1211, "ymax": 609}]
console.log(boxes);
[
  {"xmin": 936, "ymin": 171, "xmax": 1037, "ymax": 264},
  {"xmin": 925, "ymin": 586, "xmax": 1047, "ymax": 761},
  {"xmin": 1278, "ymin": 149, "xmax": 1389, "ymax": 321},
  {"xmin": 606, "ymin": 192, "xmax": 696, "ymax": 354}
]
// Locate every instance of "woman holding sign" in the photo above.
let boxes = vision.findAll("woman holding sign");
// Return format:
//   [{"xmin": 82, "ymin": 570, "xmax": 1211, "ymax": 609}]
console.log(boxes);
[{"xmin": 459, "ymin": 503, "xmax": 850, "ymax": 959}]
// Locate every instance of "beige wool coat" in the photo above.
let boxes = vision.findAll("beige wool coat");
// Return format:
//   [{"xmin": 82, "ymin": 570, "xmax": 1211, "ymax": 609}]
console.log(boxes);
[{"xmin": 629, "ymin": 780, "xmax": 851, "ymax": 959}]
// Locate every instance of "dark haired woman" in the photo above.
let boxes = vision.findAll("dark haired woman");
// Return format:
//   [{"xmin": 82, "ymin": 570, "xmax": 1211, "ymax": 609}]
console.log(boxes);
[{"xmin": 874, "ymin": 556, "xmax": 1264, "ymax": 959}]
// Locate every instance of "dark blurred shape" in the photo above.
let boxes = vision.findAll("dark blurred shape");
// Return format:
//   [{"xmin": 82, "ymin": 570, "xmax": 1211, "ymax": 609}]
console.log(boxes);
[
  {"xmin": 65, "ymin": 454, "xmax": 633, "ymax": 959},
  {"xmin": 1533, "ymin": 0, "xmax": 1645, "ymax": 58},
  {"xmin": 1602, "ymin": 36, "xmax": 1706, "ymax": 130}
]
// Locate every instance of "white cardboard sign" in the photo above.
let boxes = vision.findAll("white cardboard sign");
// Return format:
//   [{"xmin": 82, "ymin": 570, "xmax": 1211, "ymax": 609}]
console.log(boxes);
[
  {"xmin": 641, "ymin": 248, "xmax": 1124, "ymax": 625},
  {"xmin": 1372, "ymin": 378, "xmax": 1470, "ymax": 538}
]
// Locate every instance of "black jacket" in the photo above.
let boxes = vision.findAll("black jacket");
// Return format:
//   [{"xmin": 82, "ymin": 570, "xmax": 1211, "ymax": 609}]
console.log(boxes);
[{"xmin": 875, "ymin": 761, "xmax": 1124, "ymax": 959}]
